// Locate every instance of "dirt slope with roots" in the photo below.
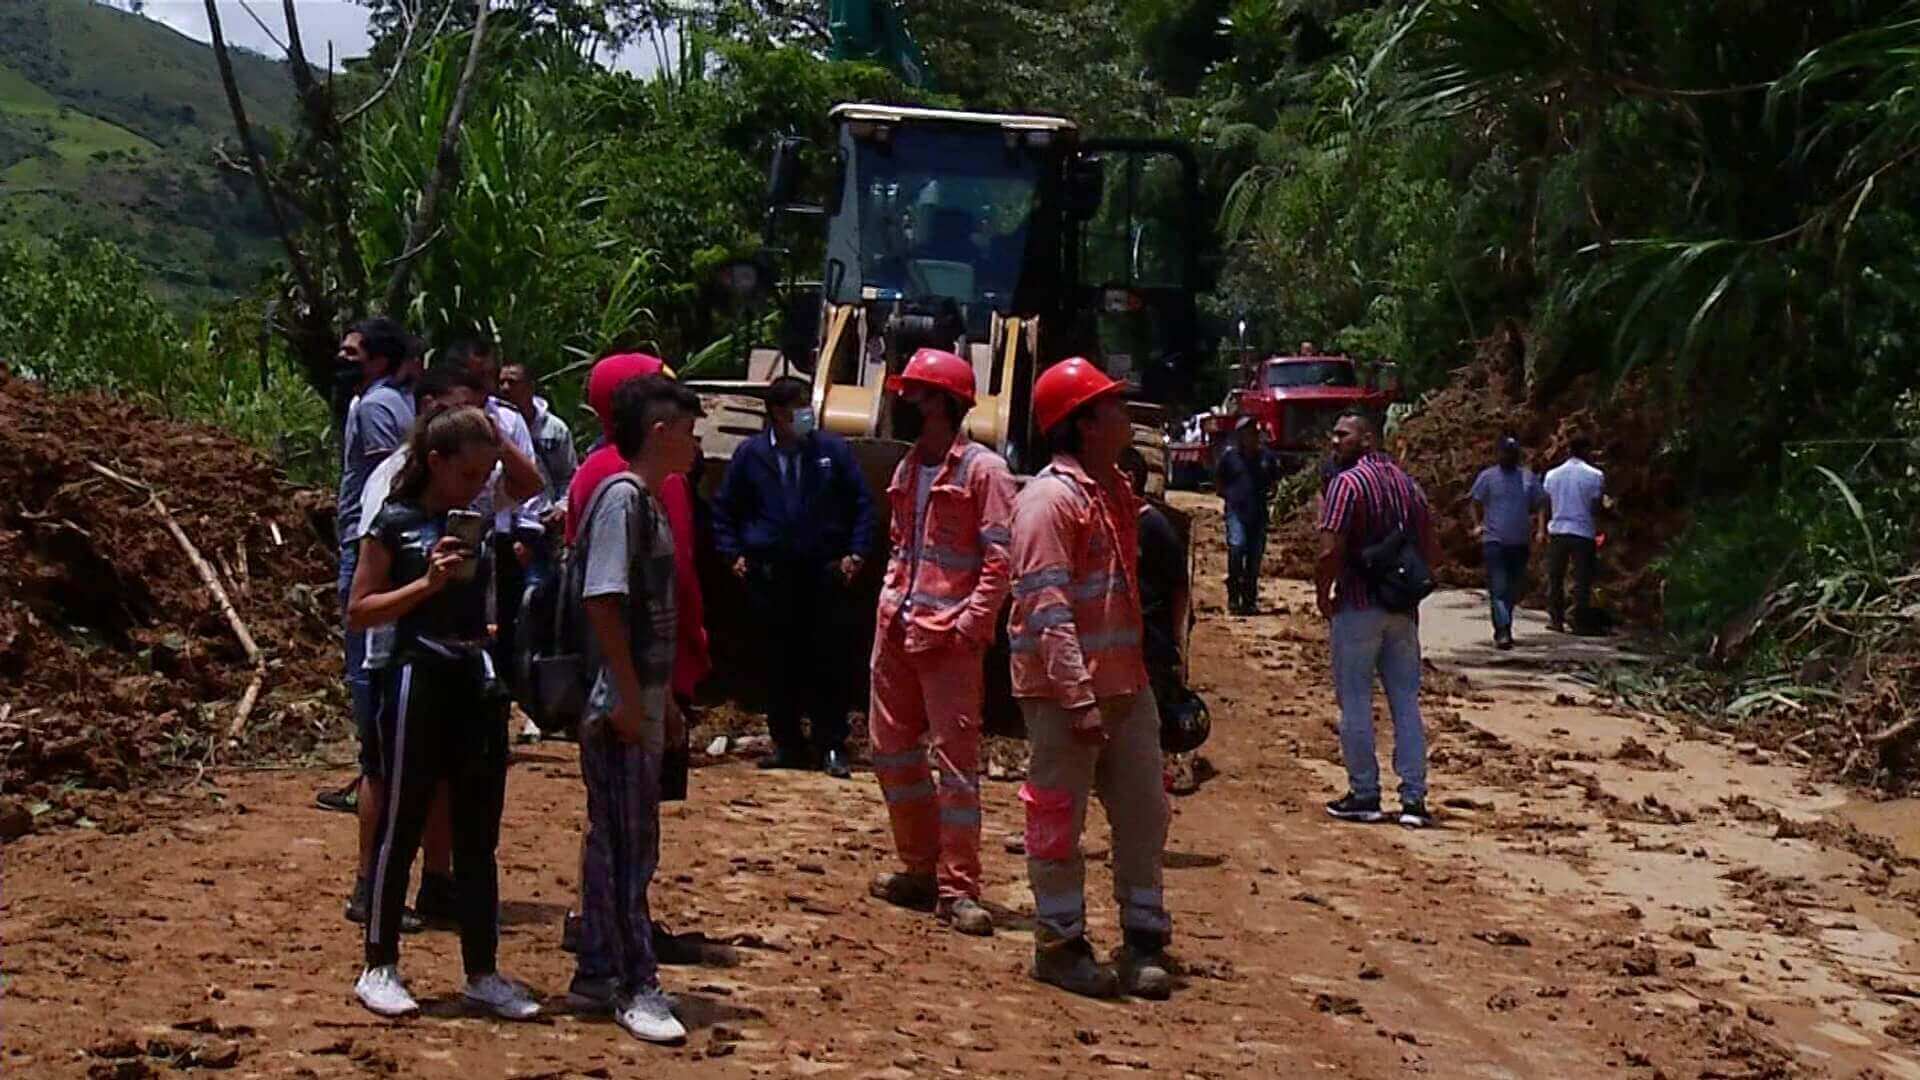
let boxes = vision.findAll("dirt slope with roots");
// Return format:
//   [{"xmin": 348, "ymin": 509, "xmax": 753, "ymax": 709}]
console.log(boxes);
[{"xmin": 0, "ymin": 375, "xmax": 342, "ymax": 834}]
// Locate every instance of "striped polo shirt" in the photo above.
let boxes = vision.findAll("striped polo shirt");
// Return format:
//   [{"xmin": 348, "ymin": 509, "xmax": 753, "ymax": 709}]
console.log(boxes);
[{"xmin": 1318, "ymin": 451, "xmax": 1431, "ymax": 612}]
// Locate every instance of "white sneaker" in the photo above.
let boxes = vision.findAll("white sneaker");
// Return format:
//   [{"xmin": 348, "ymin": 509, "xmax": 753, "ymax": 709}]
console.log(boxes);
[
  {"xmin": 464, "ymin": 972, "xmax": 541, "ymax": 1021},
  {"xmin": 615, "ymin": 987, "xmax": 686, "ymax": 1044},
  {"xmin": 355, "ymin": 965, "xmax": 420, "ymax": 1018}
]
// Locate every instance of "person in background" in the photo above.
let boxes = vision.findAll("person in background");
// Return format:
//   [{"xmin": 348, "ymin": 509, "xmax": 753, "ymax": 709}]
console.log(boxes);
[
  {"xmin": 569, "ymin": 376, "xmax": 705, "ymax": 1044},
  {"xmin": 1469, "ymin": 434, "xmax": 1547, "ymax": 650},
  {"xmin": 1315, "ymin": 409, "xmax": 1439, "ymax": 829},
  {"xmin": 344, "ymin": 365, "xmax": 487, "ymax": 931},
  {"xmin": 1010, "ymin": 359, "xmax": 1173, "ymax": 1002},
  {"xmin": 444, "ymin": 340, "xmax": 546, "ymax": 695},
  {"xmin": 865, "ymin": 349, "xmax": 1014, "ymax": 938},
  {"xmin": 712, "ymin": 376, "xmax": 875, "ymax": 779},
  {"xmin": 347, "ymin": 406, "xmax": 538, "ymax": 1022},
  {"xmin": 1214, "ymin": 417, "xmax": 1279, "ymax": 616},
  {"xmin": 1121, "ymin": 448, "xmax": 1195, "ymax": 794},
  {"xmin": 319, "ymin": 317, "xmax": 416, "ymax": 903},
  {"xmin": 498, "ymin": 361, "xmax": 578, "ymax": 593},
  {"xmin": 1543, "ymin": 433, "xmax": 1607, "ymax": 635}
]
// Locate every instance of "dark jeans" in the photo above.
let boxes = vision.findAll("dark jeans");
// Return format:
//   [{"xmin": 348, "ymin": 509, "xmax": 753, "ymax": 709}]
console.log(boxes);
[
  {"xmin": 339, "ymin": 542, "xmax": 377, "ymax": 776},
  {"xmin": 1546, "ymin": 534, "xmax": 1597, "ymax": 628},
  {"xmin": 1224, "ymin": 511, "xmax": 1267, "ymax": 605},
  {"xmin": 749, "ymin": 558, "xmax": 850, "ymax": 756},
  {"xmin": 1483, "ymin": 542, "xmax": 1530, "ymax": 636},
  {"xmin": 365, "ymin": 653, "xmax": 509, "ymax": 974}
]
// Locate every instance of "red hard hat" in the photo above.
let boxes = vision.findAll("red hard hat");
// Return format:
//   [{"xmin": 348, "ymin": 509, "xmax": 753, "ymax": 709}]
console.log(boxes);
[
  {"xmin": 886, "ymin": 348, "xmax": 976, "ymax": 406},
  {"xmin": 1033, "ymin": 357, "xmax": 1123, "ymax": 435}
]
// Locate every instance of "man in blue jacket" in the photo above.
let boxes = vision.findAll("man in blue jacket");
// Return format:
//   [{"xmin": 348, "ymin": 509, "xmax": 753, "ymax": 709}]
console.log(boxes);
[{"xmin": 714, "ymin": 376, "xmax": 876, "ymax": 779}]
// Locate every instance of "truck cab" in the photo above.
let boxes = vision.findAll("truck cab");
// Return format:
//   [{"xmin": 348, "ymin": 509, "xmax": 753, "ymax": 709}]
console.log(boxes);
[{"xmin": 1234, "ymin": 353, "xmax": 1398, "ymax": 467}]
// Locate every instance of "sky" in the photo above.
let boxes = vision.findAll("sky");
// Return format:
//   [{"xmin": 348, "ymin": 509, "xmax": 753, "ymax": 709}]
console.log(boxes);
[{"xmin": 123, "ymin": 1, "xmax": 663, "ymax": 75}]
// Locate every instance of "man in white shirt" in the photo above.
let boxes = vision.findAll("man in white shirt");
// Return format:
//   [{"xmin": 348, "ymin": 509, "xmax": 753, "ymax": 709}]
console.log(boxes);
[{"xmin": 1542, "ymin": 434, "xmax": 1607, "ymax": 634}]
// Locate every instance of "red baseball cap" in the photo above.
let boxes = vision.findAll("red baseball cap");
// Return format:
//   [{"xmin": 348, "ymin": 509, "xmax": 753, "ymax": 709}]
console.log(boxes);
[{"xmin": 587, "ymin": 353, "xmax": 673, "ymax": 421}]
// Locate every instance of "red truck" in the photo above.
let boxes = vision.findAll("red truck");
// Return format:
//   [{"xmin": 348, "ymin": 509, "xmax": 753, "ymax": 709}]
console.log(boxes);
[{"xmin": 1230, "ymin": 353, "xmax": 1398, "ymax": 469}]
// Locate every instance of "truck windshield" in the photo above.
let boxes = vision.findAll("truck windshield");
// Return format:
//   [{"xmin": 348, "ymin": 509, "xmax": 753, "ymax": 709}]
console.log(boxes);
[
  {"xmin": 1264, "ymin": 361, "xmax": 1358, "ymax": 389},
  {"xmin": 845, "ymin": 126, "xmax": 1043, "ymax": 312}
]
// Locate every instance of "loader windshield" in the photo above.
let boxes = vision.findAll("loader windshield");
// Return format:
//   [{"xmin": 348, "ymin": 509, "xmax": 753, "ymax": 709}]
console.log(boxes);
[{"xmin": 834, "ymin": 125, "xmax": 1043, "ymax": 312}]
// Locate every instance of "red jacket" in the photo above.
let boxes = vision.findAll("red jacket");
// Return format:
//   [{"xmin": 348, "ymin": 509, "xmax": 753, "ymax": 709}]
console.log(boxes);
[
  {"xmin": 566, "ymin": 445, "xmax": 709, "ymax": 697},
  {"xmin": 876, "ymin": 434, "xmax": 1016, "ymax": 652},
  {"xmin": 1007, "ymin": 454, "xmax": 1147, "ymax": 708}
]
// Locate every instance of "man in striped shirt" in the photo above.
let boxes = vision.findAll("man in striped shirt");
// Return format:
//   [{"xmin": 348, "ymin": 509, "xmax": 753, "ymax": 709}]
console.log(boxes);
[{"xmin": 1315, "ymin": 410, "xmax": 1440, "ymax": 829}]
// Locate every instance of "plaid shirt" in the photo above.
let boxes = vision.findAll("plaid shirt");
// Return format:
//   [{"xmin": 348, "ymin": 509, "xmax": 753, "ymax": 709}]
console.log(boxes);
[{"xmin": 1318, "ymin": 451, "xmax": 1431, "ymax": 612}]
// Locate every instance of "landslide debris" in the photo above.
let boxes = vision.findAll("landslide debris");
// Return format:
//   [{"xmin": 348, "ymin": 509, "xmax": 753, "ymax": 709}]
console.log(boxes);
[{"xmin": 0, "ymin": 375, "xmax": 341, "ymax": 832}]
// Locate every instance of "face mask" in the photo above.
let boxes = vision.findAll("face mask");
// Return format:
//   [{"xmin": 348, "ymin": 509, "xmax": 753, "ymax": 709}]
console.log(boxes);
[{"xmin": 791, "ymin": 408, "xmax": 817, "ymax": 437}]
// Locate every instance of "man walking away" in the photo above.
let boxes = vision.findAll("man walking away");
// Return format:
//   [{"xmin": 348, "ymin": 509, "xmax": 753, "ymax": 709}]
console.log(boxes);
[
  {"xmin": 1469, "ymin": 435, "xmax": 1546, "ymax": 649},
  {"xmin": 866, "ymin": 349, "xmax": 1015, "ymax": 937},
  {"xmin": 1315, "ymin": 409, "xmax": 1439, "ymax": 829},
  {"xmin": 572, "ymin": 376, "xmax": 705, "ymax": 1044},
  {"xmin": 1543, "ymin": 434, "xmax": 1606, "ymax": 635},
  {"xmin": 1214, "ymin": 417, "xmax": 1278, "ymax": 615},
  {"xmin": 1011, "ymin": 358, "xmax": 1173, "ymax": 1001},
  {"xmin": 713, "ymin": 376, "xmax": 876, "ymax": 779}
]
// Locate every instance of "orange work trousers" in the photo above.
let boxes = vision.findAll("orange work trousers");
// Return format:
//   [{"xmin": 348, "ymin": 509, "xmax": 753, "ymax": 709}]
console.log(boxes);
[{"xmin": 868, "ymin": 620, "xmax": 986, "ymax": 901}]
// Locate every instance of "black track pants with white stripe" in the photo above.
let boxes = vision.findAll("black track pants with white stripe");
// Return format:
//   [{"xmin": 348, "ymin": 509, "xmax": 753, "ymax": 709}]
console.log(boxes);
[{"xmin": 364, "ymin": 652, "xmax": 509, "ymax": 974}]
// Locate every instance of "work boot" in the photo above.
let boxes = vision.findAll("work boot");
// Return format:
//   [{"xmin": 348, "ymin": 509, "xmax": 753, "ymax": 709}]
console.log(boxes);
[
  {"xmin": 869, "ymin": 871, "xmax": 938, "ymax": 911},
  {"xmin": 1115, "ymin": 931, "xmax": 1173, "ymax": 1000},
  {"xmin": 1032, "ymin": 935, "xmax": 1120, "ymax": 999},
  {"xmin": 936, "ymin": 897, "xmax": 994, "ymax": 937}
]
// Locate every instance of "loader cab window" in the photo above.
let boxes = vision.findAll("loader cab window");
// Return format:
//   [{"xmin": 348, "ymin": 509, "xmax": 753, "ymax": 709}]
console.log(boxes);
[
  {"xmin": 1080, "ymin": 149, "xmax": 1192, "ymax": 290},
  {"xmin": 828, "ymin": 124, "xmax": 1044, "ymax": 313}
]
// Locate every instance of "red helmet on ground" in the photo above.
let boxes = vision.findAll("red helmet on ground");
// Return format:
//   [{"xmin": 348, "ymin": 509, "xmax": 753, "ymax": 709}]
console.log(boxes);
[
  {"xmin": 1033, "ymin": 357, "xmax": 1123, "ymax": 435},
  {"xmin": 886, "ymin": 348, "xmax": 977, "ymax": 407}
]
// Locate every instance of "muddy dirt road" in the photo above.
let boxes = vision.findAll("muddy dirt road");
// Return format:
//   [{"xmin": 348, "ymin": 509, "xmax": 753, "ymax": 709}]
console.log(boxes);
[{"xmin": 7, "ymin": 494, "xmax": 1920, "ymax": 1078}]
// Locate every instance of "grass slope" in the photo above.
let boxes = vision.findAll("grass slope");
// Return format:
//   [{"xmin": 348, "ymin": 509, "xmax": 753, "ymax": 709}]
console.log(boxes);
[{"xmin": 0, "ymin": 0, "xmax": 302, "ymax": 310}]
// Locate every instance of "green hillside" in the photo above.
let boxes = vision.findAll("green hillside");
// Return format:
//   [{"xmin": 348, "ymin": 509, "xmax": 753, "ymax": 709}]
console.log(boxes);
[{"xmin": 0, "ymin": 0, "xmax": 300, "ymax": 309}]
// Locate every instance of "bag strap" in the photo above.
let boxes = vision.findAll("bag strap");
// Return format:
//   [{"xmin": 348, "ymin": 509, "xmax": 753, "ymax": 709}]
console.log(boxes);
[{"xmin": 558, "ymin": 471, "xmax": 644, "ymax": 644}]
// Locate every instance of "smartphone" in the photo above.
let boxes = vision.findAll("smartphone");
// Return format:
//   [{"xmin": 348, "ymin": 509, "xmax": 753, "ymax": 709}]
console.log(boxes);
[{"xmin": 444, "ymin": 509, "xmax": 486, "ymax": 582}]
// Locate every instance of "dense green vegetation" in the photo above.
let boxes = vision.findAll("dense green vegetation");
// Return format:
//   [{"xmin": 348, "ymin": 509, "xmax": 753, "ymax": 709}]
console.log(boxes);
[
  {"xmin": 0, "ymin": 0, "xmax": 295, "ymax": 308},
  {"xmin": 22, "ymin": 0, "xmax": 1920, "ymax": 674}
]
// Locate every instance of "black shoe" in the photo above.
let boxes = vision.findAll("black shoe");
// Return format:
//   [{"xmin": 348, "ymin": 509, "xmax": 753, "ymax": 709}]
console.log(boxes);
[
  {"xmin": 1324, "ymin": 792, "xmax": 1385, "ymax": 823},
  {"xmin": 1115, "ymin": 930, "xmax": 1172, "ymax": 1000},
  {"xmin": 1398, "ymin": 800, "xmax": 1434, "ymax": 829},
  {"xmin": 822, "ymin": 748, "xmax": 852, "ymax": 780},
  {"xmin": 346, "ymin": 879, "xmax": 422, "ymax": 933},
  {"xmin": 414, "ymin": 873, "xmax": 459, "ymax": 927},
  {"xmin": 758, "ymin": 748, "xmax": 814, "ymax": 771},
  {"xmin": 1494, "ymin": 630, "xmax": 1514, "ymax": 650},
  {"xmin": 653, "ymin": 925, "xmax": 706, "ymax": 966},
  {"xmin": 315, "ymin": 780, "xmax": 359, "ymax": 814}
]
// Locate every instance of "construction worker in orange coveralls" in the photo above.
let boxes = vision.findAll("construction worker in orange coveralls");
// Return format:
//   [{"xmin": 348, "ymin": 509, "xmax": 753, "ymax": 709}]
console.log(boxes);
[
  {"xmin": 1009, "ymin": 358, "xmax": 1173, "ymax": 1000},
  {"xmin": 866, "ymin": 348, "xmax": 1016, "ymax": 937}
]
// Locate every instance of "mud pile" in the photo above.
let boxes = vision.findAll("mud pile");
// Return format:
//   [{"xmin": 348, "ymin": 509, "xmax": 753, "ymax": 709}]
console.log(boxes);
[
  {"xmin": 1271, "ymin": 338, "xmax": 1686, "ymax": 623},
  {"xmin": 0, "ymin": 375, "xmax": 341, "ymax": 832}
]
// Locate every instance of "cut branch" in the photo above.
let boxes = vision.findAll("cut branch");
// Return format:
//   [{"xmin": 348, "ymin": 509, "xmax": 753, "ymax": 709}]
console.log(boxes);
[
  {"xmin": 384, "ymin": 0, "xmax": 492, "ymax": 315},
  {"xmin": 85, "ymin": 463, "xmax": 268, "ymax": 745},
  {"xmin": 205, "ymin": 0, "xmax": 321, "ymax": 309}
]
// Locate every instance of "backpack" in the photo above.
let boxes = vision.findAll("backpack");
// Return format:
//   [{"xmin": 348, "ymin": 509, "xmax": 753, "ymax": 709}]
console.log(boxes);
[
  {"xmin": 1359, "ymin": 523, "xmax": 1435, "ymax": 615},
  {"xmin": 516, "ymin": 472, "xmax": 643, "ymax": 733}
]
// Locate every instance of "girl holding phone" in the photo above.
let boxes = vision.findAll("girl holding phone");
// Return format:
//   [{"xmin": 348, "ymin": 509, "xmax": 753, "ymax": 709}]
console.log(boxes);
[{"xmin": 347, "ymin": 405, "xmax": 538, "ymax": 1021}]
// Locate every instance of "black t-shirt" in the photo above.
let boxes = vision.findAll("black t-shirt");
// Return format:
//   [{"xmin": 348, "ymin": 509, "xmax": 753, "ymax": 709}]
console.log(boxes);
[
  {"xmin": 371, "ymin": 499, "xmax": 491, "ymax": 658},
  {"xmin": 1137, "ymin": 504, "xmax": 1186, "ymax": 680}
]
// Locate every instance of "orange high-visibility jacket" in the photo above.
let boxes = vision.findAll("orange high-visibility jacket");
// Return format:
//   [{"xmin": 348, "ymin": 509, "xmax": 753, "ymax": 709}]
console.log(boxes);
[
  {"xmin": 1008, "ymin": 454, "xmax": 1148, "ymax": 709},
  {"xmin": 876, "ymin": 435, "xmax": 1017, "ymax": 652}
]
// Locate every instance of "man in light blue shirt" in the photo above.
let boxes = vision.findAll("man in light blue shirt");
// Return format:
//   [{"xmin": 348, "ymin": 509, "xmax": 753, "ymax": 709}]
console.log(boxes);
[
  {"xmin": 1542, "ymin": 434, "xmax": 1607, "ymax": 634},
  {"xmin": 1469, "ymin": 435, "xmax": 1547, "ymax": 649}
]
